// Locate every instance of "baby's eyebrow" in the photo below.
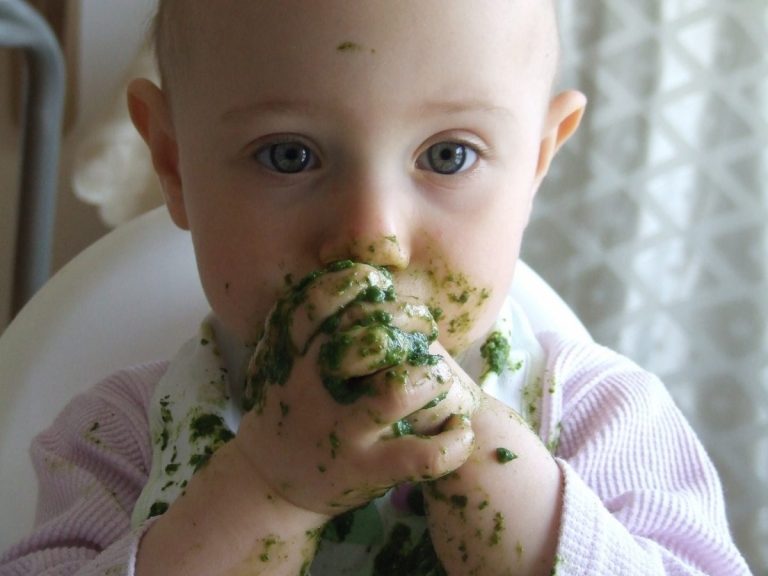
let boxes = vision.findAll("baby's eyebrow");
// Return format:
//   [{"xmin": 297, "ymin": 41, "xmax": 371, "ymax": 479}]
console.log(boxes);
[
  {"xmin": 220, "ymin": 97, "xmax": 514, "ymax": 124},
  {"xmin": 413, "ymin": 99, "xmax": 514, "ymax": 118},
  {"xmin": 220, "ymin": 99, "xmax": 323, "ymax": 123}
]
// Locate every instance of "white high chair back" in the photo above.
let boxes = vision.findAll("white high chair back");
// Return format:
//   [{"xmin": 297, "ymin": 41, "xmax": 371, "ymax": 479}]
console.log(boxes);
[{"xmin": 0, "ymin": 207, "xmax": 590, "ymax": 551}]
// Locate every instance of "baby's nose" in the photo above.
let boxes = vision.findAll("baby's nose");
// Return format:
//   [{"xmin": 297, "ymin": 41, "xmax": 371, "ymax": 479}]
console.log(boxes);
[
  {"xmin": 318, "ymin": 168, "xmax": 413, "ymax": 270},
  {"xmin": 320, "ymin": 231, "xmax": 410, "ymax": 270},
  {"xmin": 318, "ymin": 199, "xmax": 411, "ymax": 270}
]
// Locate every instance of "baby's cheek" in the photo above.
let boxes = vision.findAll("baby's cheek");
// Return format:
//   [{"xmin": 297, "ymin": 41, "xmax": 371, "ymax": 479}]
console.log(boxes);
[
  {"xmin": 212, "ymin": 280, "xmax": 283, "ymax": 346},
  {"xmin": 395, "ymin": 267, "xmax": 497, "ymax": 355},
  {"xmin": 433, "ymin": 292, "xmax": 496, "ymax": 354}
]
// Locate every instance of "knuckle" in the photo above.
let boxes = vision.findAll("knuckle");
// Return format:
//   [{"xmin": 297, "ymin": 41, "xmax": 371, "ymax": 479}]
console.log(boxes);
[
  {"xmin": 421, "ymin": 442, "xmax": 453, "ymax": 480},
  {"xmin": 381, "ymin": 376, "xmax": 417, "ymax": 418}
]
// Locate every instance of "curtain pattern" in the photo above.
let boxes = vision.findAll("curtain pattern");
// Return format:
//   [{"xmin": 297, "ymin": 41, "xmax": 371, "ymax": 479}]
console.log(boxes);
[{"xmin": 524, "ymin": 1, "xmax": 767, "ymax": 572}]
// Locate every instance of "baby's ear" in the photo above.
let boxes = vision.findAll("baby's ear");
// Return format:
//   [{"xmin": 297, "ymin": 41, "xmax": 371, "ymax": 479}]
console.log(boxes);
[
  {"xmin": 127, "ymin": 78, "xmax": 188, "ymax": 230},
  {"xmin": 534, "ymin": 90, "xmax": 587, "ymax": 186}
]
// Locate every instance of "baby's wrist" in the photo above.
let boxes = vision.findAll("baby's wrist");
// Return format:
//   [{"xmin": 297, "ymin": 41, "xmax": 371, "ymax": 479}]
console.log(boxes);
[
  {"xmin": 137, "ymin": 440, "xmax": 327, "ymax": 575},
  {"xmin": 224, "ymin": 438, "xmax": 332, "ymax": 526}
]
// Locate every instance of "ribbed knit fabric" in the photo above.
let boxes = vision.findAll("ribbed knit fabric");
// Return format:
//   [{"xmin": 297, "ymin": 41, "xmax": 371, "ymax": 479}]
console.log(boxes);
[
  {"xmin": 0, "ymin": 362, "xmax": 165, "ymax": 576},
  {"xmin": 541, "ymin": 333, "xmax": 751, "ymax": 575},
  {"xmin": 0, "ymin": 335, "xmax": 752, "ymax": 575}
]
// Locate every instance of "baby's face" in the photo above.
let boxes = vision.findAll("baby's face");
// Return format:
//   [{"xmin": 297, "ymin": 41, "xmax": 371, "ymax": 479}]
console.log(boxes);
[{"xmin": 166, "ymin": 0, "xmax": 560, "ymax": 351}]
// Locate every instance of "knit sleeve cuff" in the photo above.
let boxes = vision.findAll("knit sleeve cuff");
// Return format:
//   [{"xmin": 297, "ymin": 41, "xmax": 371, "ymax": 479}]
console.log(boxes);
[
  {"xmin": 76, "ymin": 518, "xmax": 157, "ymax": 576},
  {"xmin": 554, "ymin": 458, "xmax": 658, "ymax": 576}
]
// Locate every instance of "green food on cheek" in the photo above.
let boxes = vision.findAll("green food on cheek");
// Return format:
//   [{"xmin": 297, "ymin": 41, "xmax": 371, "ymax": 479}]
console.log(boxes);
[
  {"xmin": 489, "ymin": 511, "xmax": 505, "ymax": 546},
  {"xmin": 447, "ymin": 312, "xmax": 471, "ymax": 335},
  {"xmin": 428, "ymin": 306, "xmax": 444, "ymax": 322},
  {"xmin": 257, "ymin": 535, "xmax": 282, "ymax": 563},
  {"xmin": 422, "ymin": 264, "xmax": 493, "ymax": 347}
]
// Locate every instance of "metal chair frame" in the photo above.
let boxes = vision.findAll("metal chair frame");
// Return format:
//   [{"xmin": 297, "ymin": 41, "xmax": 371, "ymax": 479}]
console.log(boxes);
[{"xmin": 0, "ymin": 0, "xmax": 66, "ymax": 316}]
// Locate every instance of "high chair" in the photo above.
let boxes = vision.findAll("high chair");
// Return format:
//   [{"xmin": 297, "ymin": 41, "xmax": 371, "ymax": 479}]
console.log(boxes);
[
  {"xmin": 0, "ymin": 0, "xmax": 66, "ymax": 316},
  {"xmin": 0, "ymin": 206, "xmax": 590, "ymax": 551}
]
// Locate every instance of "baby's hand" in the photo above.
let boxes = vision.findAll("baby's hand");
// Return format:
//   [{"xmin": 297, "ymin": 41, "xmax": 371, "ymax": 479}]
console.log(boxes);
[
  {"xmin": 319, "ymin": 297, "xmax": 480, "ymax": 434},
  {"xmin": 233, "ymin": 262, "xmax": 476, "ymax": 517},
  {"xmin": 422, "ymin": 354, "xmax": 563, "ymax": 576}
]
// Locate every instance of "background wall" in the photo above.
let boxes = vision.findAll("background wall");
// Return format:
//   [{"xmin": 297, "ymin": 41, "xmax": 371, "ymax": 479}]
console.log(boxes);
[
  {"xmin": 524, "ymin": 2, "xmax": 767, "ymax": 571},
  {"xmin": 0, "ymin": 0, "xmax": 157, "ymax": 332}
]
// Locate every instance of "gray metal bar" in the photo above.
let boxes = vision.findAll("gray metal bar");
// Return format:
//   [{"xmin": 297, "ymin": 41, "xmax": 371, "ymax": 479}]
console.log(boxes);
[{"xmin": 0, "ymin": 0, "xmax": 66, "ymax": 317}]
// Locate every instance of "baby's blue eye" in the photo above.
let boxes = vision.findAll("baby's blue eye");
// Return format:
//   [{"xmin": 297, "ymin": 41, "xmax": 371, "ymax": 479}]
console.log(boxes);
[
  {"xmin": 419, "ymin": 142, "xmax": 477, "ymax": 175},
  {"xmin": 256, "ymin": 142, "xmax": 314, "ymax": 173}
]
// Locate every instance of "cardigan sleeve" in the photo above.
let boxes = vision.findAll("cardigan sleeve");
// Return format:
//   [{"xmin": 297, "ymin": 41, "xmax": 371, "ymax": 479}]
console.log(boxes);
[
  {"xmin": 538, "ymin": 333, "xmax": 753, "ymax": 576},
  {"xmin": 0, "ymin": 362, "xmax": 167, "ymax": 576}
]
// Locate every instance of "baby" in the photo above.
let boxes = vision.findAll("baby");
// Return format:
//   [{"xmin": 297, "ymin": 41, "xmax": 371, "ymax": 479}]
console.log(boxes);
[{"xmin": 0, "ymin": 1, "xmax": 753, "ymax": 575}]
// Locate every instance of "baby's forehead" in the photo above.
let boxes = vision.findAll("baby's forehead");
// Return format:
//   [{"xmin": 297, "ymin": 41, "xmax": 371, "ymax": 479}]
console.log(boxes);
[{"xmin": 156, "ymin": 0, "xmax": 559, "ymax": 99}]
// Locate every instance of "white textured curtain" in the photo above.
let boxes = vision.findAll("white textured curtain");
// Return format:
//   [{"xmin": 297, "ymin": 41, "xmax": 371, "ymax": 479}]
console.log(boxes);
[{"xmin": 524, "ymin": 1, "xmax": 767, "ymax": 572}]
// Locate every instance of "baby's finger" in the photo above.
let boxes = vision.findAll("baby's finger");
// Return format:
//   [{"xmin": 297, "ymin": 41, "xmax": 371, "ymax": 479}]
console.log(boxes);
[
  {"xmin": 336, "ymin": 300, "xmax": 437, "ymax": 342},
  {"xmin": 358, "ymin": 361, "xmax": 453, "ymax": 426},
  {"xmin": 319, "ymin": 349, "xmax": 446, "ymax": 407},
  {"xmin": 372, "ymin": 414, "xmax": 475, "ymax": 483},
  {"xmin": 404, "ymin": 363, "xmax": 480, "ymax": 436},
  {"xmin": 319, "ymin": 324, "xmax": 434, "ymax": 381},
  {"xmin": 290, "ymin": 262, "xmax": 393, "ymax": 351}
]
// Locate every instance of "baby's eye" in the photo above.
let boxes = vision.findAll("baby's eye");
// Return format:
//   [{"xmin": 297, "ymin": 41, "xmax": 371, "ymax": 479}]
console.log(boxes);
[
  {"xmin": 418, "ymin": 142, "xmax": 478, "ymax": 175},
  {"xmin": 254, "ymin": 141, "xmax": 316, "ymax": 173}
]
